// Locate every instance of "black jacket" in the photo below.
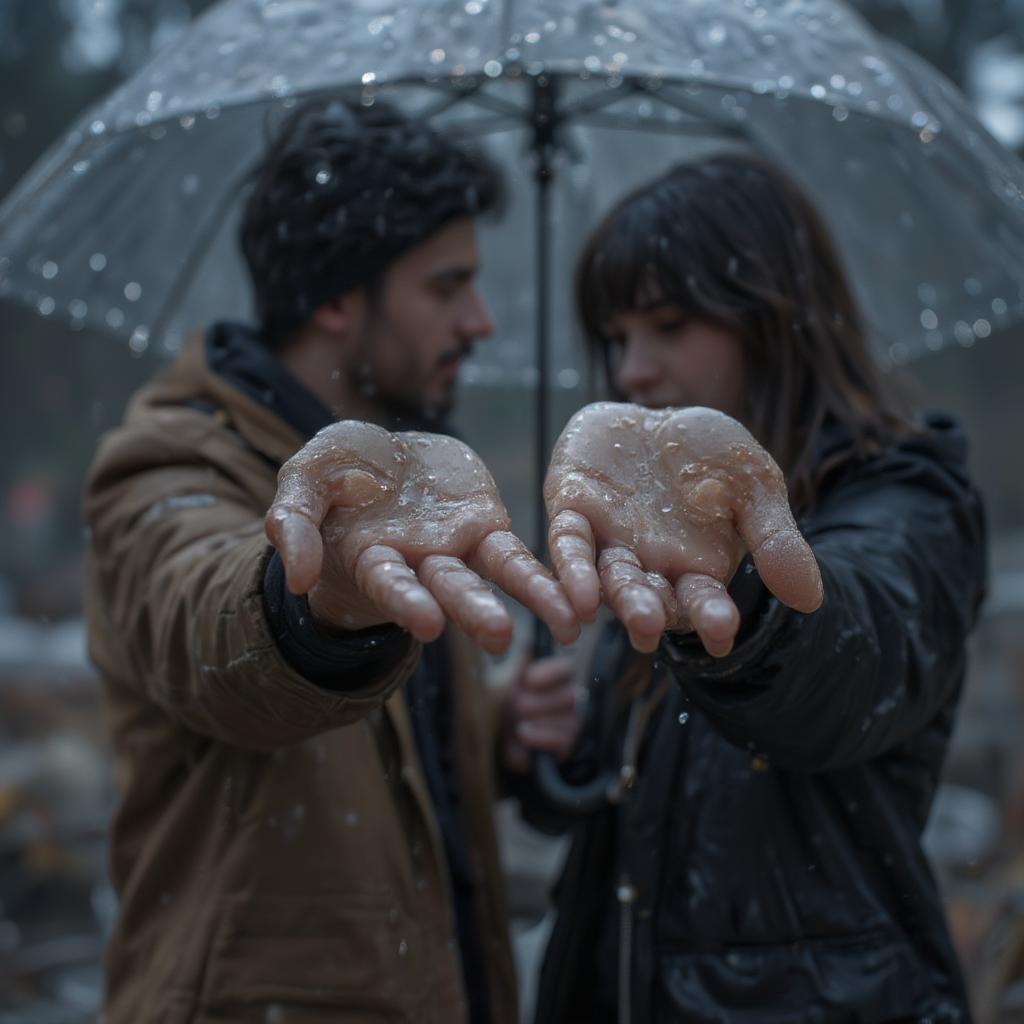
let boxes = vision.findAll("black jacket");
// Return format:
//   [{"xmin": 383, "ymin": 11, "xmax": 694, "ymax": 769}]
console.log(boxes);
[{"xmin": 534, "ymin": 417, "xmax": 986, "ymax": 1024}]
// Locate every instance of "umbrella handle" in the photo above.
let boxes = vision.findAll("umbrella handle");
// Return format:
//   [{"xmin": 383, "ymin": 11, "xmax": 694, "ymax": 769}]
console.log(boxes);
[{"xmin": 531, "ymin": 750, "xmax": 620, "ymax": 818}]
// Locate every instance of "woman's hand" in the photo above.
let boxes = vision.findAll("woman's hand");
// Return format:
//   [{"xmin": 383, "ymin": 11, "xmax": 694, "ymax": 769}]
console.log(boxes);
[
  {"xmin": 266, "ymin": 421, "xmax": 580, "ymax": 654},
  {"xmin": 544, "ymin": 402, "xmax": 822, "ymax": 656}
]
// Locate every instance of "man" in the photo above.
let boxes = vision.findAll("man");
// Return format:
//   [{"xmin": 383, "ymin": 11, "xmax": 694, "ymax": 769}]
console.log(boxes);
[{"xmin": 84, "ymin": 98, "xmax": 581, "ymax": 1024}]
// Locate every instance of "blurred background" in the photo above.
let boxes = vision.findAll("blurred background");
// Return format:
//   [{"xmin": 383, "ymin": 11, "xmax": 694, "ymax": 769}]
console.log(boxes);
[{"xmin": 2, "ymin": 1, "xmax": 1024, "ymax": 1021}]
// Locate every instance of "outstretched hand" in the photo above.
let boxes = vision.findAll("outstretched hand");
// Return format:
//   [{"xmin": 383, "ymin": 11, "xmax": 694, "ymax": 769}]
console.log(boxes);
[
  {"xmin": 266, "ymin": 421, "xmax": 580, "ymax": 654},
  {"xmin": 544, "ymin": 402, "xmax": 823, "ymax": 656}
]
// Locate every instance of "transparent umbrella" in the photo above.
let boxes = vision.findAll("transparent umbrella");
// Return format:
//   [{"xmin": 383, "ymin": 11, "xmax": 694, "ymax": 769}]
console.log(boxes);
[{"xmin": 2, "ymin": 1, "xmax": 1024, "ymax": 516}]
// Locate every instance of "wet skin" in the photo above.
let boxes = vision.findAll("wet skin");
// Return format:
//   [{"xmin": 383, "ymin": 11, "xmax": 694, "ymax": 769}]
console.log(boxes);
[
  {"xmin": 266, "ymin": 420, "xmax": 580, "ymax": 655},
  {"xmin": 544, "ymin": 401, "xmax": 824, "ymax": 656}
]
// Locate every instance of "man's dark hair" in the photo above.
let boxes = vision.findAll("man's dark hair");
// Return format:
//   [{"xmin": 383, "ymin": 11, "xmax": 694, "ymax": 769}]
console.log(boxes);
[{"xmin": 240, "ymin": 97, "xmax": 504, "ymax": 347}]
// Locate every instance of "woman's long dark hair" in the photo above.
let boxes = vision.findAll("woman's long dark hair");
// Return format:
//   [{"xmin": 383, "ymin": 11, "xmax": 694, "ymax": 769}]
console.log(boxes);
[{"xmin": 576, "ymin": 154, "xmax": 913, "ymax": 513}]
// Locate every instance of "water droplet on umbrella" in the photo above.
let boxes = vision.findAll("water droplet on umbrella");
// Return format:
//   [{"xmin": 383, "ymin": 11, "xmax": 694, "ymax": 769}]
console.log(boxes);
[{"xmin": 129, "ymin": 326, "xmax": 150, "ymax": 353}]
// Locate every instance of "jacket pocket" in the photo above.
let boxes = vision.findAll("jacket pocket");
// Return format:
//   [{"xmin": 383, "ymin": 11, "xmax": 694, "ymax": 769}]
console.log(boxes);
[
  {"xmin": 197, "ymin": 889, "xmax": 410, "ymax": 1022},
  {"xmin": 657, "ymin": 930, "xmax": 932, "ymax": 1024}
]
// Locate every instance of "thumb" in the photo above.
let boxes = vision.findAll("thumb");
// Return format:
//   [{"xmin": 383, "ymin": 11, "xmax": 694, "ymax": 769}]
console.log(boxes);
[{"xmin": 265, "ymin": 507, "xmax": 324, "ymax": 595}]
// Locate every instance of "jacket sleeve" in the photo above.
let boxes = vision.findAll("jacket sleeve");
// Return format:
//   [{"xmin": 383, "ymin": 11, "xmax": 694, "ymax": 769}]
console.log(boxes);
[
  {"xmin": 660, "ymin": 436, "xmax": 987, "ymax": 772},
  {"xmin": 85, "ymin": 419, "xmax": 419, "ymax": 752}
]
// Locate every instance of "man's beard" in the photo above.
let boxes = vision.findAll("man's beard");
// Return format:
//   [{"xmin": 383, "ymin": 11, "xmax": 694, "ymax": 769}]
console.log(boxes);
[{"xmin": 348, "ymin": 320, "xmax": 462, "ymax": 435}]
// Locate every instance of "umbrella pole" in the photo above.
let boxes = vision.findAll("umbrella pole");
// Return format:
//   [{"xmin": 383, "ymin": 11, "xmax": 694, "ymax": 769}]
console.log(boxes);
[{"xmin": 532, "ymin": 74, "xmax": 556, "ymax": 659}]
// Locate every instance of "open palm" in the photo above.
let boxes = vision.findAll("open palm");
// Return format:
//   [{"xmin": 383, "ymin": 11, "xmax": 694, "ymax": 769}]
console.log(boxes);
[
  {"xmin": 544, "ymin": 402, "xmax": 823, "ymax": 655},
  {"xmin": 267, "ymin": 421, "xmax": 578, "ymax": 654}
]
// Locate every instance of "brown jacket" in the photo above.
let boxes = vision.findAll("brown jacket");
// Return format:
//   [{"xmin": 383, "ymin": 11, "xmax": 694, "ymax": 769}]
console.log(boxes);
[{"xmin": 84, "ymin": 335, "xmax": 517, "ymax": 1024}]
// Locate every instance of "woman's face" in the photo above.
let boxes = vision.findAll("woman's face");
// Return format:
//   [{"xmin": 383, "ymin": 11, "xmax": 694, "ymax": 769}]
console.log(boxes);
[{"xmin": 604, "ymin": 306, "xmax": 747, "ymax": 418}]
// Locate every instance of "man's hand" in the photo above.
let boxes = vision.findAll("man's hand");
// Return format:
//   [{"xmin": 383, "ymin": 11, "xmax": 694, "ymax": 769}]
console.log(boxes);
[
  {"xmin": 265, "ymin": 421, "xmax": 580, "ymax": 654},
  {"xmin": 500, "ymin": 657, "xmax": 581, "ymax": 775},
  {"xmin": 544, "ymin": 402, "xmax": 823, "ymax": 656}
]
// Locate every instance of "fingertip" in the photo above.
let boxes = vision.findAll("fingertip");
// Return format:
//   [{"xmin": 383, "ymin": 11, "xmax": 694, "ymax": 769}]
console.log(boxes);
[
  {"xmin": 628, "ymin": 627, "xmax": 662, "ymax": 654},
  {"xmin": 701, "ymin": 633, "xmax": 735, "ymax": 658},
  {"xmin": 479, "ymin": 619, "xmax": 515, "ymax": 655}
]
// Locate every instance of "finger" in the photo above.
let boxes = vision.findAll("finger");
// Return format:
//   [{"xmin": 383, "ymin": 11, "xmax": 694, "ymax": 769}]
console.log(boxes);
[
  {"xmin": 675, "ymin": 572, "xmax": 741, "ymax": 658},
  {"xmin": 598, "ymin": 546, "xmax": 670, "ymax": 654},
  {"xmin": 353, "ymin": 544, "xmax": 445, "ymax": 643},
  {"xmin": 510, "ymin": 687, "xmax": 578, "ymax": 721},
  {"xmin": 516, "ymin": 716, "xmax": 583, "ymax": 758},
  {"xmin": 521, "ymin": 657, "xmax": 576, "ymax": 692},
  {"xmin": 734, "ymin": 486, "xmax": 823, "ymax": 614},
  {"xmin": 264, "ymin": 508, "xmax": 324, "ymax": 595},
  {"xmin": 417, "ymin": 555, "xmax": 514, "ymax": 655},
  {"xmin": 471, "ymin": 531, "xmax": 580, "ymax": 646},
  {"xmin": 548, "ymin": 510, "xmax": 601, "ymax": 621}
]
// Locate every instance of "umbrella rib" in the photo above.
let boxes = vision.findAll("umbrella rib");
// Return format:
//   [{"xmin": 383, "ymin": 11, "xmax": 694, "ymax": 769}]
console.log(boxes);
[{"xmin": 570, "ymin": 111, "xmax": 745, "ymax": 138}]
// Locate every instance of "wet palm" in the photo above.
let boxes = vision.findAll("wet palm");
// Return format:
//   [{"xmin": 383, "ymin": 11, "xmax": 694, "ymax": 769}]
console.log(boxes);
[
  {"xmin": 545, "ymin": 402, "xmax": 823, "ymax": 655},
  {"xmin": 267, "ymin": 421, "xmax": 579, "ymax": 654}
]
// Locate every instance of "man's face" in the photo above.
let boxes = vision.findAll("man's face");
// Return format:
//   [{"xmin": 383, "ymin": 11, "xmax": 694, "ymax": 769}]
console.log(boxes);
[{"xmin": 350, "ymin": 218, "xmax": 494, "ymax": 423}]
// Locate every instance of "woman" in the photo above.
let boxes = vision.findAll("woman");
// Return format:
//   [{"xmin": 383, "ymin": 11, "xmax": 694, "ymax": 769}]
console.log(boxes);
[{"xmin": 529, "ymin": 155, "xmax": 987, "ymax": 1023}]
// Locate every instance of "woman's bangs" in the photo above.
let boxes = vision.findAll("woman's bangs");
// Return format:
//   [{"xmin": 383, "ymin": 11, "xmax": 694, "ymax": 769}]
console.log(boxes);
[{"xmin": 580, "ymin": 210, "xmax": 711, "ymax": 338}]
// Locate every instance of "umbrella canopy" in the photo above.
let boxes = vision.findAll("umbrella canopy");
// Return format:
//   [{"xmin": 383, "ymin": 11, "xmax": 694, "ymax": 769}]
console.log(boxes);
[
  {"xmin": 2, "ymin": 0, "xmax": 1023, "ymax": 367},
  {"xmin": 3, "ymin": 0, "xmax": 1024, "ymax": 560}
]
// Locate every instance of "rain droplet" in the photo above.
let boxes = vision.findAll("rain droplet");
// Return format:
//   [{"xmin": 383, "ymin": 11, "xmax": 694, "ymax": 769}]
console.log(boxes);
[
  {"xmin": 398, "ymin": 939, "xmax": 409, "ymax": 956},
  {"xmin": 89, "ymin": 252, "xmax": 107, "ymax": 272},
  {"xmin": 106, "ymin": 307, "xmax": 125, "ymax": 329},
  {"xmin": 124, "ymin": 281, "xmax": 142, "ymax": 302},
  {"xmin": 677, "ymin": 711, "xmax": 689, "ymax": 725},
  {"xmin": 315, "ymin": 167, "xmax": 332, "ymax": 185},
  {"xmin": 362, "ymin": 71, "xmax": 376, "ymax": 84},
  {"xmin": 920, "ymin": 308, "xmax": 938, "ymax": 330},
  {"xmin": 483, "ymin": 60, "xmax": 502, "ymax": 77},
  {"xmin": 129, "ymin": 326, "xmax": 150, "ymax": 353},
  {"xmin": 37, "ymin": 296, "xmax": 56, "ymax": 316},
  {"xmin": 810, "ymin": 84, "xmax": 827, "ymax": 99},
  {"xmin": 41, "ymin": 261, "xmax": 58, "ymax": 280}
]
